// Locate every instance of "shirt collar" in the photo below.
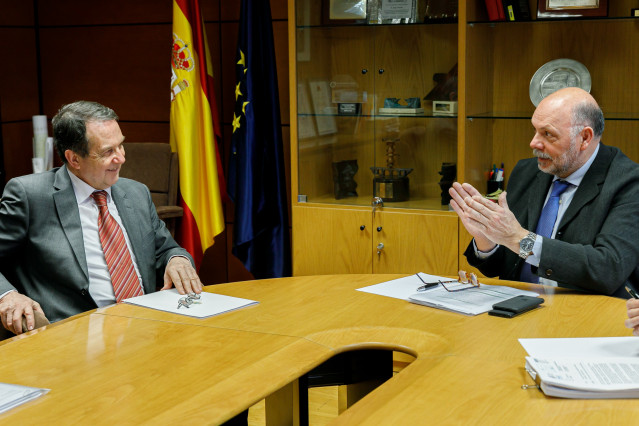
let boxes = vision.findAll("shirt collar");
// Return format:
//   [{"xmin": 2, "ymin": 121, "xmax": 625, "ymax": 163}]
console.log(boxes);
[
  {"xmin": 556, "ymin": 143, "xmax": 600, "ymax": 187},
  {"xmin": 66, "ymin": 167, "xmax": 113, "ymax": 204}
]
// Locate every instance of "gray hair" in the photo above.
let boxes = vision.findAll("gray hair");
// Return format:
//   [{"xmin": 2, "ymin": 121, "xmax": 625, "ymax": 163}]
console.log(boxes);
[
  {"xmin": 52, "ymin": 101, "xmax": 118, "ymax": 163},
  {"xmin": 571, "ymin": 100, "xmax": 604, "ymax": 140}
]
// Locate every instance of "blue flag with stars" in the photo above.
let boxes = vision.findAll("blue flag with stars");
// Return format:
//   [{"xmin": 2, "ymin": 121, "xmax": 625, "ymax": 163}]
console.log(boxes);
[{"xmin": 227, "ymin": 0, "xmax": 291, "ymax": 279}]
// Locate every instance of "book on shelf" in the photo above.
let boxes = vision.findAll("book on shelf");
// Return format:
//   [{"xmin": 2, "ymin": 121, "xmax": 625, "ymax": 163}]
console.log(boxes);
[
  {"xmin": 502, "ymin": 0, "xmax": 530, "ymax": 21},
  {"xmin": 484, "ymin": 0, "xmax": 505, "ymax": 21}
]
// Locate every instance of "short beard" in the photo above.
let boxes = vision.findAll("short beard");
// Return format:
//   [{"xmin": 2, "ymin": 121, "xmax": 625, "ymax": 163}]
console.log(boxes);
[{"xmin": 533, "ymin": 140, "xmax": 579, "ymax": 177}]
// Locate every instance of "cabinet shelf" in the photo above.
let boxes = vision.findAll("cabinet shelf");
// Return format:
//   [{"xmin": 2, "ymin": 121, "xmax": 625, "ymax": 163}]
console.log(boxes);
[
  {"xmin": 299, "ymin": 194, "xmax": 454, "ymax": 212},
  {"xmin": 468, "ymin": 113, "xmax": 639, "ymax": 121},
  {"xmin": 297, "ymin": 21, "xmax": 457, "ymax": 30},
  {"xmin": 469, "ymin": 16, "xmax": 639, "ymax": 25},
  {"xmin": 299, "ymin": 113, "xmax": 458, "ymax": 119}
]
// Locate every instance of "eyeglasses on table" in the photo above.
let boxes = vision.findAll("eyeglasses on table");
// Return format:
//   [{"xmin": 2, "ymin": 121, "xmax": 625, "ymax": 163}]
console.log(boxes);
[{"xmin": 416, "ymin": 270, "xmax": 480, "ymax": 292}]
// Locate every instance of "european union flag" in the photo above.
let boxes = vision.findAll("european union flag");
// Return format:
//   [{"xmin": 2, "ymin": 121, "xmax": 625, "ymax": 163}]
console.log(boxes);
[{"xmin": 227, "ymin": 0, "xmax": 291, "ymax": 279}]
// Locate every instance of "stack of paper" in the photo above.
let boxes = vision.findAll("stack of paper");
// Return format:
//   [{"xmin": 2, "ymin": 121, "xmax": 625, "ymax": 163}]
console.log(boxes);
[
  {"xmin": 520, "ymin": 337, "xmax": 639, "ymax": 399},
  {"xmin": 357, "ymin": 273, "xmax": 538, "ymax": 315}
]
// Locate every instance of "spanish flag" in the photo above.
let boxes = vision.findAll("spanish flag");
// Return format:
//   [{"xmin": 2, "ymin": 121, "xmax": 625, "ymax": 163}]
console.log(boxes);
[{"xmin": 170, "ymin": 0, "xmax": 225, "ymax": 268}]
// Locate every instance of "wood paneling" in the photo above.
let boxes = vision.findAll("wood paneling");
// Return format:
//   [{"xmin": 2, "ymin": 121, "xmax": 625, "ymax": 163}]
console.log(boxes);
[
  {"xmin": 39, "ymin": 25, "xmax": 171, "ymax": 121},
  {"xmin": 373, "ymin": 211, "xmax": 458, "ymax": 276},
  {"xmin": 38, "ymin": 0, "xmax": 171, "ymax": 25},
  {"xmin": 1, "ymin": 28, "xmax": 39, "ymax": 121},
  {"xmin": 1, "ymin": 122, "xmax": 37, "ymax": 179},
  {"xmin": 292, "ymin": 205, "xmax": 372, "ymax": 275},
  {"xmin": 0, "ymin": 0, "xmax": 33, "ymax": 26},
  {"xmin": 201, "ymin": 0, "xmax": 221, "ymax": 22},
  {"xmin": 118, "ymin": 122, "xmax": 170, "ymax": 143}
]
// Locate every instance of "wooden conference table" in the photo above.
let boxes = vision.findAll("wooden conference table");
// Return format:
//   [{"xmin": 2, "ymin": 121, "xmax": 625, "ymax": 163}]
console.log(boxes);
[{"xmin": 0, "ymin": 274, "xmax": 637, "ymax": 424}]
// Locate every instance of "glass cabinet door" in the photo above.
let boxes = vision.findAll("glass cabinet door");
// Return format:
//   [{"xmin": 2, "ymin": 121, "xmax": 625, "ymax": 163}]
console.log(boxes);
[{"xmin": 295, "ymin": 0, "xmax": 458, "ymax": 211}]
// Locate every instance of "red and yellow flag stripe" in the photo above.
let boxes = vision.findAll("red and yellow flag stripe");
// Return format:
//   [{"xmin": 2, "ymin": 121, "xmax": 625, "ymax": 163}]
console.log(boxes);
[{"xmin": 170, "ymin": 0, "xmax": 225, "ymax": 267}]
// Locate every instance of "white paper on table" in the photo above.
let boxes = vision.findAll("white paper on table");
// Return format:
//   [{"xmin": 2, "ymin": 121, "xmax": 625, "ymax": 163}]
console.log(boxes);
[
  {"xmin": 356, "ymin": 273, "xmax": 428, "ymax": 301},
  {"xmin": 357, "ymin": 273, "xmax": 538, "ymax": 315},
  {"xmin": 123, "ymin": 289, "xmax": 258, "ymax": 318},
  {"xmin": 519, "ymin": 336, "xmax": 639, "ymax": 359},
  {"xmin": 408, "ymin": 283, "xmax": 539, "ymax": 316},
  {"xmin": 0, "ymin": 383, "xmax": 49, "ymax": 414}
]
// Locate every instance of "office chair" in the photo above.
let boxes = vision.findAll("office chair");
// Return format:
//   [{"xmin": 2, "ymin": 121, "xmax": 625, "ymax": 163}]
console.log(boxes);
[{"xmin": 119, "ymin": 142, "xmax": 183, "ymax": 236}]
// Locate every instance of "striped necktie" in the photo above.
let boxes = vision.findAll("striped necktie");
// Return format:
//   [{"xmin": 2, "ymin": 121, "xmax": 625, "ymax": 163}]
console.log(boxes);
[{"xmin": 91, "ymin": 191, "xmax": 143, "ymax": 302}]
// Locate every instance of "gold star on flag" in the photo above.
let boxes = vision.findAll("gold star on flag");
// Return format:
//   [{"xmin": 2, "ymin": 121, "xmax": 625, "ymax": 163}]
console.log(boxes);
[
  {"xmin": 237, "ymin": 50, "xmax": 245, "ymax": 67},
  {"xmin": 235, "ymin": 82, "xmax": 243, "ymax": 100},
  {"xmin": 242, "ymin": 101, "xmax": 250, "ymax": 114},
  {"xmin": 232, "ymin": 113, "xmax": 241, "ymax": 133}
]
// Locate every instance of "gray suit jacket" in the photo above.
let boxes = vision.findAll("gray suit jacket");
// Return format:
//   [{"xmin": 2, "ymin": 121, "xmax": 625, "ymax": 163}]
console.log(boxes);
[
  {"xmin": 465, "ymin": 144, "xmax": 639, "ymax": 298},
  {"xmin": 0, "ymin": 165, "xmax": 192, "ymax": 322}
]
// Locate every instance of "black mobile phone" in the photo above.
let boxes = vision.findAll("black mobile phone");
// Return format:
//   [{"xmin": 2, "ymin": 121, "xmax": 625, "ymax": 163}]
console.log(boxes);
[
  {"xmin": 488, "ymin": 295, "xmax": 544, "ymax": 318},
  {"xmin": 487, "ymin": 308, "xmax": 517, "ymax": 318}
]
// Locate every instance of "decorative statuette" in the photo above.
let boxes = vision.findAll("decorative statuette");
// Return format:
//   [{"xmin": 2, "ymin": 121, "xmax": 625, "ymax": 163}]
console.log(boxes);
[{"xmin": 370, "ymin": 137, "xmax": 413, "ymax": 202}]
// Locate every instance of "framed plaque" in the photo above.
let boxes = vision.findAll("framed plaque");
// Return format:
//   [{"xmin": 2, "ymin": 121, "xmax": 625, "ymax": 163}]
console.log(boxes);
[
  {"xmin": 308, "ymin": 80, "xmax": 337, "ymax": 136},
  {"xmin": 538, "ymin": 0, "xmax": 608, "ymax": 19}
]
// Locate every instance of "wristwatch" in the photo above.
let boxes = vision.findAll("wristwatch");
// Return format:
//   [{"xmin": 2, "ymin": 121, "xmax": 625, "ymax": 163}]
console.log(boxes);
[{"xmin": 519, "ymin": 232, "xmax": 537, "ymax": 259}]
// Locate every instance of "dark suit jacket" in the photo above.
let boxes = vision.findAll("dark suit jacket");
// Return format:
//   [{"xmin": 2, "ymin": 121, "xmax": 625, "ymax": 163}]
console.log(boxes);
[
  {"xmin": 465, "ymin": 144, "xmax": 639, "ymax": 298},
  {"xmin": 0, "ymin": 165, "xmax": 193, "ymax": 322}
]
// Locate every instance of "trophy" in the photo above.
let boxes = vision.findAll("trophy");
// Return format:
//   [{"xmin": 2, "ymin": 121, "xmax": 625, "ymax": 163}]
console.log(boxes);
[{"xmin": 370, "ymin": 137, "xmax": 413, "ymax": 202}]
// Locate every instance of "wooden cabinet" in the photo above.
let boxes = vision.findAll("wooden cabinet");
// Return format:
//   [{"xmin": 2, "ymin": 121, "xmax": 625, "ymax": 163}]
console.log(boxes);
[
  {"xmin": 290, "ymin": 0, "xmax": 639, "ymax": 277},
  {"xmin": 292, "ymin": 206, "xmax": 372, "ymax": 275},
  {"xmin": 372, "ymin": 210, "xmax": 458, "ymax": 275},
  {"xmin": 292, "ymin": 205, "xmax": 458, "ymax": 276}
]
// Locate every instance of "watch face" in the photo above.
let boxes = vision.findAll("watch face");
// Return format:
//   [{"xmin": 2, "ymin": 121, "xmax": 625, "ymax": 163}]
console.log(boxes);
[{"xmin": 521, "ymin": 238, "xmax": 535, "ymax": 252}]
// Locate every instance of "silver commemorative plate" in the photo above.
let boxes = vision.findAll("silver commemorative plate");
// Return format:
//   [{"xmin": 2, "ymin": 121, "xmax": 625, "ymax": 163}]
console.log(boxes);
[{"xmin": 529, "ymin": 59, "xmax": 591, "ymax": 106}]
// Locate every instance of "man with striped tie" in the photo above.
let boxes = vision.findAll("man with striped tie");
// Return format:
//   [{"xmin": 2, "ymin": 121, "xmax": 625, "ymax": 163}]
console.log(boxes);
[
  {"xmin": 449, "ymin": 87, "xmax": 639, "ymax": 298},
  {"xmin": 0, "ymin": 101, "xmax": 202, "ymax": 334}
]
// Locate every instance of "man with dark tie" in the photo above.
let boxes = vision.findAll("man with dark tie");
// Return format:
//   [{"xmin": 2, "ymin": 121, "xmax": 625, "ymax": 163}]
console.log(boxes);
[
  {"xmin": 0, "ymin": 101, "xmax": 203, "ymax": 334},
  {"xmin": 449, "ymin": 87, "xmax": 639, "ymax": 298}
]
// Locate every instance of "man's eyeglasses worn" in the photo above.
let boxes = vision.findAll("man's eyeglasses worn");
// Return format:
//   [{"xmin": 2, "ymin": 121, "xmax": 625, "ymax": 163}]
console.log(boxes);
[{"xmin": 416, "ymin": 270, "xmax": 480, "ymax": 292}]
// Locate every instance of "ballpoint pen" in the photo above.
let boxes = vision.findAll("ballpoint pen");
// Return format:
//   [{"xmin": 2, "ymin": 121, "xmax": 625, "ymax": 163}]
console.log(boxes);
[{"xmin": 626, "ymin": 286, "xmax": 639, "ymax": 299}]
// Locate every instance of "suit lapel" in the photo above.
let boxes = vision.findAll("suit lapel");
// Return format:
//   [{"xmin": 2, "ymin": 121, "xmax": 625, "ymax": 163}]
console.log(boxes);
[
  {"xmin": 53, "ymin": 166, "xmax": 89, "ymax": 280},
  {"xmin": 558, "ymin": 145, "xmax": 610, "ymax": 229},
  {"xmin": 111, "ymin": 184, "xmax": 142, "ymax": 248}
]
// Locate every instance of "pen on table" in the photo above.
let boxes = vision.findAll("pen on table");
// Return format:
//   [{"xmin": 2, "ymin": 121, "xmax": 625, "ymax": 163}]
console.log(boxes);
[{"xmin": 626, "ymin": 286, "xmax": 639, "ymax": 299}]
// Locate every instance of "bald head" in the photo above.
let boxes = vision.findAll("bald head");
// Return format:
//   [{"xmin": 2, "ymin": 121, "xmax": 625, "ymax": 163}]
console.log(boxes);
[
  {"xmin": 530, "ymin": 87, "xmax": 604, "ymax": 178},
  {"xmin": 539, "ymin": 87, "xmax": 604, "ymax": 141}
]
